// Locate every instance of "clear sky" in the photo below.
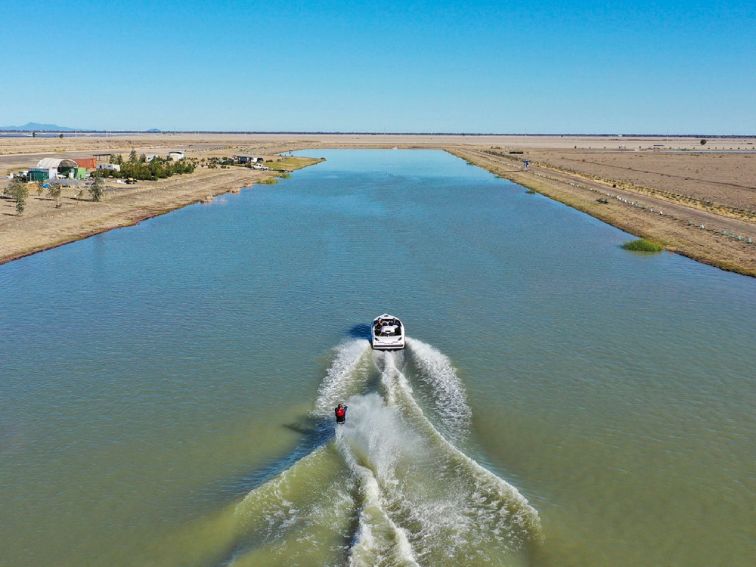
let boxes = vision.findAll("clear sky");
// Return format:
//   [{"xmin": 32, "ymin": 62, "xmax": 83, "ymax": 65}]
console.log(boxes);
[{"xmin": 1, "ymin": 0, "xmax": 754, "ymax": 133}]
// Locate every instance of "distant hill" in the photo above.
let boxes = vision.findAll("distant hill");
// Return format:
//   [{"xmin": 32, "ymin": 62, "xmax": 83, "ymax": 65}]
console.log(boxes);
[{"xmin": 0, "ymin": 122, "xmax": 76, "ymax": 131}]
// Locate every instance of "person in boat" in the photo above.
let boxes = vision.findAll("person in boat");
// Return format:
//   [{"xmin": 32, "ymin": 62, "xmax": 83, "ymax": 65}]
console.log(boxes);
[{"xmin": 335, "ymin": 403, "xmax": 347, "ymax": 424}]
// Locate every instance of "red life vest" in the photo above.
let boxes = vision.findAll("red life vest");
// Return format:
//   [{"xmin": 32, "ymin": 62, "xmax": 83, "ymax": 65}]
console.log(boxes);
[{"xmin": 336, "ymin": 407, "xmax": 346, "ymax": 418}]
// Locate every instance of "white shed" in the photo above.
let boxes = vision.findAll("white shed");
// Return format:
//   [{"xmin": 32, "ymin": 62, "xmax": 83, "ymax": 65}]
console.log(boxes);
[
  {"xmin": 167, "ymin": 150, "xmax": 185, "ymax": 161},
  {"xmin": 35, "ymin": 158, "xmax": 79, "ymax": 179}
]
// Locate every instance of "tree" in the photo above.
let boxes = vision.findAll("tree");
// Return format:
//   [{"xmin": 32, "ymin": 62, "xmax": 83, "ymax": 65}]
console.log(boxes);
[
  {"xmin": 89, "ymin": 176, "xmax": 105, "ymax": 202},
  {"xmin": 15, "ymin": 190, "xmax": 28, "ymax": 214},
  {"xmin": 700, "ymin": 139, "xmax": 707, "ymax": 146},
  {"xmin": 5, "ymin": 178, "xmax": 29, "ymax": 215},
  {"xmin": 58, "ymin": 133, "xmax": 64, "ymax": 139},
  {"xmin": 139, "ymin": 153, "xmax": 146, "ymax": 163},
  {"xmin": 48, "ymin": 182, "xmax": 63, "ymax": 208},
  {"xmin": 128, "ymin": 149, "xmax": 138, "ymax": 163}
]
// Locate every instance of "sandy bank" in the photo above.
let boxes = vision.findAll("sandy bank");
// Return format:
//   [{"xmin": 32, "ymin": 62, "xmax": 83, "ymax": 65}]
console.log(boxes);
[
  {"xmin": 448, "ymin": 147, "xmax": 755, "ymax": 277},
  {"xmin": 0, "ymin": 154, "xmax": 321, "ymax": 265}
]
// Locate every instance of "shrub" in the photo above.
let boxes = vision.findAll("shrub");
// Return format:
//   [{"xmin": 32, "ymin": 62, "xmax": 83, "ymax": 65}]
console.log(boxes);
[
  {"xmin": 5, "ymin": 178, "xmax": 29, "ymax": 214},
  {"xmin": 48, "ymin": 182, "xmax": 63, "ymax": 208},
  {"xmin": 621, "ymin": 238, "xmax": 663, "ymax": 252},
  {"xmin": 89, "ymin": 176, "xmax": 105, "ymax": 202}
]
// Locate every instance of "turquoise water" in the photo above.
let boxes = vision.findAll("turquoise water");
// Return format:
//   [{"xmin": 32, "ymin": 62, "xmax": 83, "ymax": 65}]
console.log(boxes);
[{"xmin": 1, "ymin": 149, "xmax": 754, "ymax": 566}]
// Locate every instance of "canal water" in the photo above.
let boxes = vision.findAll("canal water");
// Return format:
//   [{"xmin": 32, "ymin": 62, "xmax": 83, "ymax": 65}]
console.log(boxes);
[{"xmin": 1, "ymin": 150, "xmax": 753, "ymax": 566}]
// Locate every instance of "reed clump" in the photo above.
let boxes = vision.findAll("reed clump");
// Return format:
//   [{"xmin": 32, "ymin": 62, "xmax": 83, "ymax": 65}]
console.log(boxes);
[{"xmin": 621, "ymin": 238, "xmax": 663, "ymax": 252}]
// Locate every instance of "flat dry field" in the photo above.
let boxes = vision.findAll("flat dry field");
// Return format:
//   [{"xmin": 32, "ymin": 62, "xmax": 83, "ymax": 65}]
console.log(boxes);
[
  {"xmin": 1, "ymin": 133, "xmax": 754, "ymax": 275},
  {"xmin": 449, "ymin": 146, "xmax": 755, "ymax": 275},
  {"xmin": 520, "ymin": 149, "xmax": 756, "ymax": 214}
]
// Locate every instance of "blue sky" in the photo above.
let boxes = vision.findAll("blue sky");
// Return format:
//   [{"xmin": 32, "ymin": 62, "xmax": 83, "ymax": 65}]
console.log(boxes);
[{"xmin": 1, "ymin": 0, "xmax": 754, "ymax": 133}]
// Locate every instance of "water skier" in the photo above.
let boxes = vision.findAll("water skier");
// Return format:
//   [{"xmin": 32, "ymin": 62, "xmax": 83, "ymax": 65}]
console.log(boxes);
[{"xmin": 335, "ymin": 403, "xmax": 347, "ymax": 424}]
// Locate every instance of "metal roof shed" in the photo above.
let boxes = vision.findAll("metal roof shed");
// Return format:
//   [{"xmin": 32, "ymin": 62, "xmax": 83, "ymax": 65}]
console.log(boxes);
[{"xmin": 36, "ymin": 158, "xmax": 78, "ymax": 169}]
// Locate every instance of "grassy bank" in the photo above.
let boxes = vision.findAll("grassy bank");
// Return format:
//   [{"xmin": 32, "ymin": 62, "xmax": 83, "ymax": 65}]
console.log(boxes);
[{"xmin": 267, "ymin": 156, "xmax": 325, "ymax": 172}]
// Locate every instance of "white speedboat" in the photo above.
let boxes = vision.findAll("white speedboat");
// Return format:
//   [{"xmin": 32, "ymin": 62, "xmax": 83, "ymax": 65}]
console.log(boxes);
[{"xmin": 371, "ymin": 314, "xmax": 405, "ymax": 350}]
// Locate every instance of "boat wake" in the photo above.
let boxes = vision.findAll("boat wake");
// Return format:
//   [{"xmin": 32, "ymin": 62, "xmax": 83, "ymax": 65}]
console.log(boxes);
[{"xmin": 158, "ymin": 338, "xmax": 540, "ymax": 566}]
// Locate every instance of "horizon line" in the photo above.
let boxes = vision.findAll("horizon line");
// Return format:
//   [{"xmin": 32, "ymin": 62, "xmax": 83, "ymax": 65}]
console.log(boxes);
[{"xmin": 2, "ymin": 130, "xmax": 755, "ymax": 138}]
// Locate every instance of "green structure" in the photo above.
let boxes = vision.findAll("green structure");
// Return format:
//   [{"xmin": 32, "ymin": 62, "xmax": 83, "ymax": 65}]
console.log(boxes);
[{"xmin": 27, "ymin": 168, "xmax": 50, "ymax": 182}]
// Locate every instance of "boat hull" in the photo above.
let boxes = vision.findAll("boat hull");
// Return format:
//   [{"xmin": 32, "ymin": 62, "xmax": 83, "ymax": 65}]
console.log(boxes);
[{"xmin": 371, "ymin": 339, "xmax": 405, "ymax": 351}]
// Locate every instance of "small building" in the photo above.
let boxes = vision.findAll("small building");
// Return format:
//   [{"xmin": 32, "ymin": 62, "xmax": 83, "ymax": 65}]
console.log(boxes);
[
  {"xmin": 145, "ymin": 154, "xmax": 158, "ymax": 163},
  {"xmin": 36, "ymin": 158, "xmax": 79, "ymax": 179},
  {"xmin": 28, "ymin": 168, "xmax": 50, "ymax": 182},
  {"xmin": 97, "ymin": 163, "xmax": 121, "ymax": 172},
  {"xmin": 167, "ymin": 150, "xmax": 185, "ymax": 161},
  {"xmin": 234, "ymin": 154, "xmax": 264, "ymax": 164},
  {"xmin": 75, "ymin": 157, "xmax": 97, "ymax": 169}
]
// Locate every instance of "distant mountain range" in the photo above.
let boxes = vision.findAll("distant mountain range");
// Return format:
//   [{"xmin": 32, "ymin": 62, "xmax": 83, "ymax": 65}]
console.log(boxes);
[{"xmin": 0, "ymin": 122, "xmax": 76, "ymax": 131}]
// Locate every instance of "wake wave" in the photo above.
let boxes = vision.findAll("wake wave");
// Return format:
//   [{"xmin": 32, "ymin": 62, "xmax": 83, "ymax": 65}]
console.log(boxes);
[
  {"xmin": 314, "ymin": 339, "xmax": 371, "ymax": 417},
  {"xmin": 336, "ymin": 413, "xmax": 420, "ymax": 567},
  {"xmin": 349, "ymin": 353, "xmax": 540, "ymax": 564},
  {"xmin": 405, "ymin": 338, "xmax": 471, "ymax": 442},
  {"xmin": 169, "ymin": 337, "xmax": 540, "ymax": 567}
]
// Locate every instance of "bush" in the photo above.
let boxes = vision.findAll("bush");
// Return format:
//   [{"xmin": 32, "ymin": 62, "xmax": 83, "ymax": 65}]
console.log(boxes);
[
  {"xmin": 48, "ymin": 182, "xmax": 63, "ymax": 208},
  {"xmin": 621, "ymin": 238, "xmax": 663, "ymax": 252},
  {"xmin": 89, "ymin": 176, "xmax": 105, "ymax": 202},
  {"xmin": 4, "ymin": 178, "xmax": 29, "ymax": 214}
]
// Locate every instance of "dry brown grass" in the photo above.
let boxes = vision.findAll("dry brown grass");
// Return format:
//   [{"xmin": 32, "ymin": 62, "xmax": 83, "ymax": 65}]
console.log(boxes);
[{"xmin": 449, "ymin": 147, "xmax": 755, "ymax": 277}]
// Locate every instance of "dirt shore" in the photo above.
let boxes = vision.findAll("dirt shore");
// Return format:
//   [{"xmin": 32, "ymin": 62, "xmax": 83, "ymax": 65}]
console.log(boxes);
[
  {"xmin": 0, "ymin": 143, "xmax": 322, "ymax": 264},
  {"xmin": 1, "ymin": 133, "xmax": 754, "ymax": 276},
  {"xmin": 448, "ymin": 147, "xmax": 755, "ymax": 276}
]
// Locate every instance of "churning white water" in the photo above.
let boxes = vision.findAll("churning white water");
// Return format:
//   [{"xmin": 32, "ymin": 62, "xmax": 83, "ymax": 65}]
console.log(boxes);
[{"xmin": 228, "ymin": 338, "xmax": 541, "ymax": 566}]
